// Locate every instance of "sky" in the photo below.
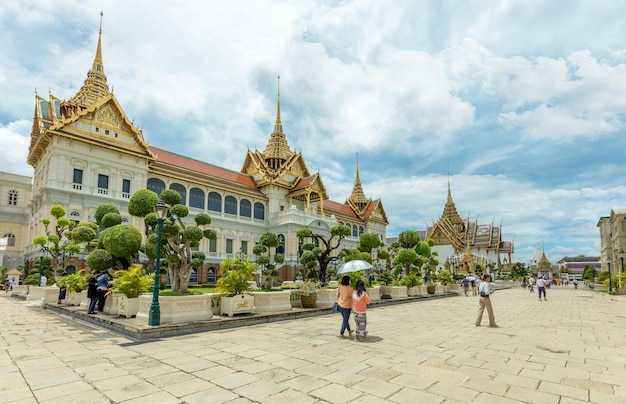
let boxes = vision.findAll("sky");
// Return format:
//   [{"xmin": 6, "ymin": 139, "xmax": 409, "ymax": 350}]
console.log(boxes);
[{"xmin": 2, "ymin": 0, "xmax": 626, "ymax": 265}]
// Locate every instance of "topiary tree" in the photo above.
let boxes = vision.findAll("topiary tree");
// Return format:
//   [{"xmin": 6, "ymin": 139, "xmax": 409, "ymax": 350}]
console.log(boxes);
[
  {"xmin": 253, "ymin": 232, "xmax": 284, "ymax": 289},
  {"xmin": 129, "ymin": 188, "xmax": 215, "ymax": 293},
  {"xmin": 297, "ymin": 224, "xmax": 351, "ymax": 286},
  {"xmin": 32, "ymin": 205, "xmax": 76, "ymax": 278}
]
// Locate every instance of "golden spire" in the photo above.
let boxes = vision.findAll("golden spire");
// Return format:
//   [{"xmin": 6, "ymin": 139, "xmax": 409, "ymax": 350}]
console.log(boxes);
[
  {"xmin": 440, "ymin": 171, "xmax": 463, "ymax": 226},
  {"xmin": 263, "ymin": 75, "xmax": 291, "ymax": 170},
  {"xmin": 347, "ymin": 153, "xmax": 369, "ymax": 208},
  {"xmin": 64, "ymin": 11, "xmax": 110, "ymax": 110}
]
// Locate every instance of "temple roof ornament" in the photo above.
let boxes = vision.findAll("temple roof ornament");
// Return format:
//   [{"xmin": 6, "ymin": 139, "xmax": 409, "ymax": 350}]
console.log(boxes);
[
  {"xmin": 263, "ymin": 76, "xmax": 292, "ymax": 170},
  {"xmin": 345, "ymin": 155, "xmax": 371, "ymax": 218},
  {"xmin": 62, "ymin": 11, "xmax": 110, "ymax": 112},
  {"xmin": 441, "ymin": 175, "xmax": 463, "ymax": 226}
]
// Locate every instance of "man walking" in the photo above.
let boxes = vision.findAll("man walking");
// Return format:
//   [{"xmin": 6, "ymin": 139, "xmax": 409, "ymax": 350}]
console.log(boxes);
[{"xmin": 537, "ymin": 276, "xmax": 547, "ymax": 301}]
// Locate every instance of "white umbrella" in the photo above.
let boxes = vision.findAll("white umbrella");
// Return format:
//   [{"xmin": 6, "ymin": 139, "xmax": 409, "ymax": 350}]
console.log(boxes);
[{"xmin": 338, "ymin": 260, "xmax": 373, "ymax": 274}]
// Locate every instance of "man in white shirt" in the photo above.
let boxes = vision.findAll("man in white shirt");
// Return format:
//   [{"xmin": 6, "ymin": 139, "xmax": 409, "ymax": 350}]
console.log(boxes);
[
  {"xmin": 536, "ymin": 276, "xmax": 547, "ymax": 301},
  {"xmin": 528, "ymin": 277, "xmax": 535, "ymax": 293}
]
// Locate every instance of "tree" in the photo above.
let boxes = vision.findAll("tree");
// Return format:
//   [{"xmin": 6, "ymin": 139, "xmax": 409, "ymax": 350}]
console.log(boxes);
[
  {"xmin": 582, "ymin": 265, "xmax": 597, "ymax": 282},
  {"xmin": 297, "ymin": 224, "xmax": 351, "ymax": 286},
  {"xmin": 397, "ymin": 230, "xmax": 420, "ymax": 249},
  {"xmin": 510, "ymin": 262, "xmax": 530, "ymax": 279},
  {"xmin": 129, "ymin": 189, "xmax": 215, "ymax": 293},
  {"xmin": 253, "ymin": 232, "xmax": 284, "ymax": 289},
  {"xmin": 32, "ymin": 205, "xmax": 76, "ymax": 278}
]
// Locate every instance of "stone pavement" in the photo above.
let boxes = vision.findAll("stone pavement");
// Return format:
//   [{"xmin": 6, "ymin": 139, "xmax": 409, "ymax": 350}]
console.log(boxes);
[{"xmin": 1, "ymin": 286, "xmax": 625, "ymax": 403}]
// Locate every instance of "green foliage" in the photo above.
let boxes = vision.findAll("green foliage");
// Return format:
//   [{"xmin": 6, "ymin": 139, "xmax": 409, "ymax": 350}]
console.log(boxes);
[
  {"xmin": 32, "ymin": 235, "xmax": 47, "ymax": 246},
  {"xmin": 182, "ymin": 226, "xmax": 203, "ymax": 244},
  {"xmin": 86, "ymin": 249, "xmax": 114, "ymax": 272},
  {"xmin": 377, "ymin": 271, "xmax": 394, "ymax": 285},
  {"xmin": 582, "ymin": 265, "xmax": 598, "ymax": 281},
  {"xmin": 170, "ymin": 204, "xmax": 188, "ymax": 219},
  {"xmin": 438, "ymin": 269, "xmax": 454, "ymax": 285},
  {"xmin": 94, "ymin": 204, "xmax": 120, "ymax": 225},
  {"xmin": 301, "ymin": 243, "xmax": 315, "ymax": 251},
  {"xmin": 128, "ymin": 189, "xmax": 160, "ymax": 218},
  {"xmin": 160, "ymin": 189, "xmax": 182, "ymax": 206},
  {"xmin": 50, "ymin": 205, "xmax": 66, "ymax": 219},
  {"xmin": 398, "ymin": 230, "xmax": 420, "ymax": 249},
  {"xmin": 110, "ymin": 265, "xmax": 152, "ymax": 298},
  {"xmin": 203, "ymin": 229, "xmax": 217, "ymax": 240},
  {"xmin": 71, "ymin": 225, "xmax": 97, "ymax": 244},
  {"xmin": 57, "ymin": 271, "xmax": 88, "ymax": 293},
  {"xmin": 253, "ymin": 243, "xmax": 267, "ymax": 255},
  {"xmin": 195, "ymin": 213, "xmax": 211, "ymax": 226},
  {"xmin": 399, "ymin": 273, "xmax": 423, "ymax": 287},
  {"xmin": 101, "ymin": 212, "xmax": 123, "ymax": 229},
  {"xmin": 260, "ymin": 232, "xmax": 279, "ymax": 247},
  {"xmin": 216, "ymin": 258, "xmax": 256, "ymax": 295},
  {"xmin": 274, "ymin": 253, "xmax": 284, "ymax": 264},
  {"xmin": 297, "ymin": 281, "xmax": 321, "ymax": 296},
  {"xmin": 161, "ymin": 222, "xmax": 180, "ymax": 238},
  {"xmin": 102, "ymin": 224, "xmax": 142, "ymax": 258}
]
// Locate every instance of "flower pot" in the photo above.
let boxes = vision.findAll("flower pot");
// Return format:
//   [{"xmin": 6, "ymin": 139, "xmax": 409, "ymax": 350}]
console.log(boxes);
[
  {"xmin": 301, "ymin": 295, "xmax": 317, "ymax": 308},
  {"xmin": 220, "ymin": 294, "xmax": 254, "ymax": 317},
  {"xmin": 426, "ymin": 285, "xmax": 436, "ymax": 294},
  {"xmin": 118, "ymin": 295, "xmax": 140, "ymax": 318},
  {"xmin": 379, "ymin": 285, "xmax": 392, "ymax": 299}
]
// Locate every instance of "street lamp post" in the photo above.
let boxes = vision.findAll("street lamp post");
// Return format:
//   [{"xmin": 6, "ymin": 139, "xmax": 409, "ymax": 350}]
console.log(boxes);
[
  {"xmin": 619, "ymin": 248, "xmax": 624, "ymax": 291},
  {"xmin": 607, "ymin": 256, "xmax": 613, "ymax": 294},
  {"xmin": 38, "ymin": 255, "xmax": 43, "ymax": 287},
  {"xmin": 148, "ymin": 200, "xmax": 168, "ymax": 326}
]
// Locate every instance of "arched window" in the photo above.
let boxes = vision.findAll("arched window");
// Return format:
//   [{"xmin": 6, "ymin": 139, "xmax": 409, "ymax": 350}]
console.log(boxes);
[
  {"xmin": 254, "ymin": 202, "xmax": 265, "ymax": 220},
  {"xmin": 147, "ymin": 178, "xmax": 166, "ymax": 195},
  {"xmin": 277, "ymin": 234, "xmax": 285, "ymax": 254},
  {"xmin": 339, "ymin": 221, "xmax": 344, "ymax": 226},
  {"xmin": 3, "ymin": 233, "xmax": 15, "ymax": 247},
  {"xmin": 240, "ymin": 199, "xmax": 251, "ymax": 217},
  {"xmin": 189, "ymin": 187, "xmax": 205, "ymax": 209},
  {"xmin": 208, "ymin": 192, "xmax": 222, "ymax": 212},
  {"xmin": 224, "ymin": 196, "xmax": 237, "ymax": 215},
  {"xmin": 170, "ymin": 183, "xmax": 187, "ymax": 205},
  {"xmin": 359, "ymin": 226, "xmax": 364, "ymax": 236},
  {"xmin": 352, "ymin": 225, "xmax": 358, "ymax": 237},
  {"xmin": 8, "ymin": 190, "xmax": 17, "ymax": 206}
]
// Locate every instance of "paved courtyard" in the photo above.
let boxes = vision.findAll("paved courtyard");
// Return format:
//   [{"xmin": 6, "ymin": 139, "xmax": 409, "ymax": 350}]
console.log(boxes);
[{"xmin": 1, "ymin": 286, "xmax": 625, "ymax": 403}]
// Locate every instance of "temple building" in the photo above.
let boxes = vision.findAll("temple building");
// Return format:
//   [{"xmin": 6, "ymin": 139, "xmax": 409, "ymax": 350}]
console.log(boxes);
[
  {"xmin": 16, "ymin": 16, "xmax": 389, "ymax": 282},
  {"xmin": 423, "ymin": 178, "xmax": 514, "ymax": 275}
]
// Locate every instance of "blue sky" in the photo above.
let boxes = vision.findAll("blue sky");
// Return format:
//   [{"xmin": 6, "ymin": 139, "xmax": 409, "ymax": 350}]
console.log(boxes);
[{"xmin": 2, "ymin": 0, "xmax": 626, "ymax": 264}]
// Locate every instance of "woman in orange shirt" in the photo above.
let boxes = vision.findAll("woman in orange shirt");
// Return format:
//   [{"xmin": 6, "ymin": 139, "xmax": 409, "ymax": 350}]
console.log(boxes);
[
  {"xmin": 352, "ymin": 280, "xmax": 371, "ymax": 341},
  {"xmin": 336, "ymin": 275, "xmax": 353, "ymax": 337}
]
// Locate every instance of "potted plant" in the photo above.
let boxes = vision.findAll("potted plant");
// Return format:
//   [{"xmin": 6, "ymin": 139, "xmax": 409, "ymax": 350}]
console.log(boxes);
[
  {"xmin": 216, "ymin": 258, "xmax": 255, "ymax": 316},
  {"xmin": 298, "ymin": 281, "xmax": 320, "ymax": 308},
  {"xmin": 110, "ymin": 265, "xmax": 152, "ymax": 317},
  {"xmin": 377, "ymin": 271, "xmax": 394, "ymax": 299},
  {"xmin": 438, "ymin": 269, "xmax": 454, "ymax": 293},
  {"xmin": 399, "ymin": 273, "xmax": 423, "ymax": 296},
  {"xmin": 58, "ymin": 271, "xmax": 88, "ymax": 305}
]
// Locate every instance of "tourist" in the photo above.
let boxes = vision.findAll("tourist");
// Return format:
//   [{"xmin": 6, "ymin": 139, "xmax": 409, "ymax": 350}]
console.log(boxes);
[
  {"xmin": 336, "ymin": 275, "xmax": 353, "ymax": 337},
  {"xmin": 57, "ymin": 273, "xmax": 67, "ymax": 304},
  {"xmin": 470, "ymin": 278, "xmax": 477, "ymax": 296},
  {"xmin": 352, "ymin": 280, "xmax": 371, "ymax": 342},
  {"xmin": 537, "ymin": 276, "xmax": 547, "ymax": 301},
  {"xmin": 3, "ymin": 279, "xmax": 10, "ymax": 292},
  {"xmin": 96, "ymin": 271, "xmax": 110, "ymax": 313},
  {"xmin": 528, "ymin": 276, "xmax": 535, "ymax": 293},
  {"xmin": 475, "ymin": 273, "xmax": 497, "ymax": 327},
  {"xmin": 87, "ymin": 271, "xmax": 101, "ymax": 314},
  {"xmin": 462, "ymin": 277, "xmax": 470, "ymax": 296}
]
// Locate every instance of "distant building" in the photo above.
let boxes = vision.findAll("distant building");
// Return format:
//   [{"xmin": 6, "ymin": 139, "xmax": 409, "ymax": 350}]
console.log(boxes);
[
  {"xmin": 557, "ymin": 256, "xmax": 601, "ymax": 280},
  {"xmin": 597, "ymin": 209, "xmax": 626, "ymax": 283},
  {"xmin": 423, "ymin": 178, "xmax": 514, "ymax": 275}
]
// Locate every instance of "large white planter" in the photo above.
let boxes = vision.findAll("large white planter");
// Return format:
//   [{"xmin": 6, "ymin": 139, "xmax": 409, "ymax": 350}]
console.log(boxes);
[
  {"xmin": 38, "ymin": 287, "xmax": 60, "ymax": 304},
  {"xmin": 253, "ymin": 290, "xmax": 292, "ymax": 313},
  {"xmin": 390, "ymin": 286, "xmax": 408, "ymax": 299},
  {"xmin": 417, "ymin": 286, "xmax": 428, "ymax": 296},
  {"xmin": 435, "ymin": 285, "xmax": 445, "ymax": 295},
  {"xmin": 118, "ymin": 295, "xmax": 140, "ymax": 318},
  {"xmin": 137, "ymin": 294, "xmax": 213, "ymax": 324},
  {"xmin": 11, "ymin": 285, "xmax": 28, "ymax": 297},
  {"xmin": 368, "ymin": 286, "xmax": 381, "ymax": 302},
  {"xmin": 406, "ymin": 286, "xmax": 419, "ymax": 297},
  {"xmin": 104, "ymin": 293, "xmax": 122, "ymax": 315},
  {"xmin": 26, "ymin": 286, "xmax": 45, "ymax": 301},
  {"xmin": 220, "ymin": 294, "xmax": 254, "ymax": 317},
  {"xmin": 67, "ymin": 290, "xmax": 87, "ymax": 306},
  {"xmin": 315, "ymin": 289, "xmax": 337, "ymax": 308}
]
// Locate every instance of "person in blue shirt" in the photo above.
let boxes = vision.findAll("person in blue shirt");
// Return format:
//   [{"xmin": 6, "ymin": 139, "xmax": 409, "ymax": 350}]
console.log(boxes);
[{"xmin": 96, "ymin": 271, "xmax": 110, "ymax": 313}]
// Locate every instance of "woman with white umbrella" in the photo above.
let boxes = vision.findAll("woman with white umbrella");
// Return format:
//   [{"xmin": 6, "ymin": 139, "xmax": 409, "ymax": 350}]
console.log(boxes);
[{"xmin": 336, "ymin": 275, "xmax": 353, "ymax": 337}]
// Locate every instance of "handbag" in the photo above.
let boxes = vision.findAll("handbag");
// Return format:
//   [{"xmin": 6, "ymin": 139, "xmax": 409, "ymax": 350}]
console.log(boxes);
[{"xmin": 332, "ymin": 302, "xmax": 339, "ymax": 313}]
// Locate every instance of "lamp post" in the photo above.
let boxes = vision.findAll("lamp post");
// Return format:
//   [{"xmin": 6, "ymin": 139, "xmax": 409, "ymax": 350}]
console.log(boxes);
[
  {"xmin": 148, "ymin": 200, "xmax": 168, "ymax": 326},
  {"xmin": 619, "ymin": 248, "xmax": 624, "ymax": 291},
  {"xmin": 607, "ymin": 256, "xmax": 613, "ymax": 294},
  {"xmin": 38, "ymin": 255, "xmax": 43, "ymax": 287}
]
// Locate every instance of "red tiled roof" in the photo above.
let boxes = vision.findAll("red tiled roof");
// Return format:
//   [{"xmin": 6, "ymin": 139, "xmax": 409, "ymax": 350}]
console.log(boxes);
[{"xmin": 150, "ymin": 147, "xmax": 256, "ymax": 187}]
